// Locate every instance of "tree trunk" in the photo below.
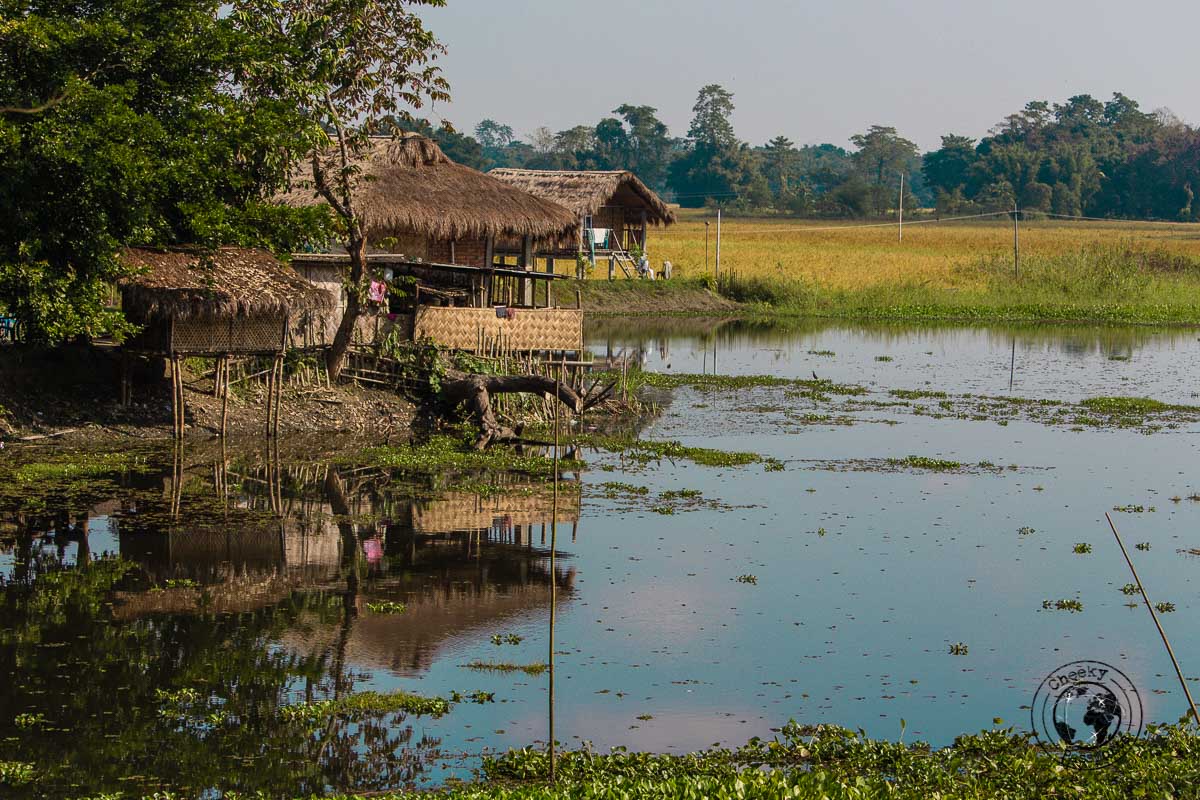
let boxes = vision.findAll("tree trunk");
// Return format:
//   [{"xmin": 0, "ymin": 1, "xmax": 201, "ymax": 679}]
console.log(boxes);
[
  {"xmin": 441, "ymin": 369, "xmax": 584, "ymax": 450},
  {"xmin": 326, "ymin": 235, "xmax": 368, "ymax": 381}
]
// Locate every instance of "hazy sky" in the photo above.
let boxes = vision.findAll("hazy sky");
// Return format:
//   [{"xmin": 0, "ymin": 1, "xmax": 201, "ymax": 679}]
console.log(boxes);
[{"xmin": 419, "ymin": 0, "xmax": 1199, "ymax": 152}]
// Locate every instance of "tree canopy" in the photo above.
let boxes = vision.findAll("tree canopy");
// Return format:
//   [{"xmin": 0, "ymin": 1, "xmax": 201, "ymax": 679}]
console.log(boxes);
[{"xmin": 0, "ymin": 0, "xmax": 327, "ymax": 344}]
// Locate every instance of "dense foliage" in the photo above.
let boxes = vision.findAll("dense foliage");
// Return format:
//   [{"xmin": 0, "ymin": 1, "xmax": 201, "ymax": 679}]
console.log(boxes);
[
  {"xmin": 0, "ymin": 0, "xmax": 328, "ymax": 343},
  {"xmin": 451, "ymin": 88, "xmax": 1200, "ymax": 223}
]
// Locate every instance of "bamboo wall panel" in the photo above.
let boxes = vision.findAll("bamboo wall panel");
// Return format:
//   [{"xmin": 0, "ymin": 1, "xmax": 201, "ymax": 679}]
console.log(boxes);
[{"xmin": 413, "ymin": 307, "xmax": 583, "ymax": 352}]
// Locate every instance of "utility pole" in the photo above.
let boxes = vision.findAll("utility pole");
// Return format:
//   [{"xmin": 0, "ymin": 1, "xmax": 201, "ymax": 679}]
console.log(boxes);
[
  {"xmin": 898, "ymin": 173, "xmax": 904, "ymax": 242},
  {"xmin": 1012, "ymin": 202, "xmax": 1020, "ymax": 278},
  {"xmin": 715, "ymin": 208, "xmax": 722, "ymax": 280}
]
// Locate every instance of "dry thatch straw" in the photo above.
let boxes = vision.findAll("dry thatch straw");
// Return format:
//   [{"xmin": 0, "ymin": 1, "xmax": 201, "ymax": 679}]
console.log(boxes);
[
  {"xmin": 121, "ymin": 247, "xmax": 333, "ymax": 321},
  {"xmin": 276, "ymin": 134, "xmax": 579, "ymax": 244},
  {"xmin": 489, "ymin": 168, "xmax": 677, "ymax": 226}
]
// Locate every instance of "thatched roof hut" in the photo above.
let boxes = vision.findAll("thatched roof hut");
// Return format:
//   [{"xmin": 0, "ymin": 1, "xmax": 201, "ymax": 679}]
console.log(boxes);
[
  {"xmin": 121, "ymin": 247, "xmax": 332, "ymax": 322},
  {"xmin": 120, "ymin": 247, "xmax": 332, "ymax": 357},
  {"xmin": 277, "ymin": 135, "xmax": 578, "ymax": 245},
  {"xmin": 488, "ymin": 169, "xmax": 676, "ymax": 226}
]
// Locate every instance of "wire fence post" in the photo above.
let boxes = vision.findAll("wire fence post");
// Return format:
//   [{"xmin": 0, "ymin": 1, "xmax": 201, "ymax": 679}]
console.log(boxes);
[
  {"xmin": 715, "ymin": 208, "xmax": 722, "ymax": 282},
  {"xmin": 898, "ymin": 173, "xmax": 904, "ymax": 242},
  {"xmin": 1013, "ymin": 202, "xmax": 1020, "ymax": 278}
]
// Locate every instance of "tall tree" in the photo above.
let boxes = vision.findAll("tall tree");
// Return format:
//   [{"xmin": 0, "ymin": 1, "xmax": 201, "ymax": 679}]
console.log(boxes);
[
  {"xmin": 232, "ymin": 0, "xmax": 449, "ymax": 380},
  {"xmin": 0, "ymin": 0, "xmax": 321, "ymax": 344},
  {"xmin": 849, "ymin": 125, "xmax": 918, "ymax": 214},
  {"xmin": 669, "ymin": 84, "xmax": 761, "ymax": 207}
]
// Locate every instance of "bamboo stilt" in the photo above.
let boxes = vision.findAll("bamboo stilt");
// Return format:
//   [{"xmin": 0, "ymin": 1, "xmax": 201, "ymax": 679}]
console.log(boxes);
[
  {"xmin": 220, "ymin": 354, "xmax": 230, "ymax": 438},
  {"xmin": 265, "ymin": 355, "xmax": 275, "ymax": 438}
]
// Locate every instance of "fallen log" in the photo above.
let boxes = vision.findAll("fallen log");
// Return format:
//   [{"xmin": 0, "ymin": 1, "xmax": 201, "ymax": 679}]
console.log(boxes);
[{"xmin": 441, "ymin": 369, "xmax": 584, "ymax": 450}]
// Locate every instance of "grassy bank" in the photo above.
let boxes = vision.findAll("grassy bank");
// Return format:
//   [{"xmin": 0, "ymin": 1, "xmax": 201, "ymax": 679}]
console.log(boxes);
[
  {"xmin": 574, "ymin": 215, "xmax": 1200, "ymax": 324},
  {"xmin": 305, "ymin": 722, "xmax": 1200, "ymax": 799}
]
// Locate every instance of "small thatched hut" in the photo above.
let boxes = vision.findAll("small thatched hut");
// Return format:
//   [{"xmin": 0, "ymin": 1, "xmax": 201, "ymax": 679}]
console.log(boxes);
[
  {"xmin": 119, "ymin": 247, "xmax": 333, "ymax": 435},
  {"xmin": 121, "ymin": 247, "xmax": 332, "ymax": 355},
  {"xmin": 489, "ymin": 169, "xmax": 676, "ymax": 277}
]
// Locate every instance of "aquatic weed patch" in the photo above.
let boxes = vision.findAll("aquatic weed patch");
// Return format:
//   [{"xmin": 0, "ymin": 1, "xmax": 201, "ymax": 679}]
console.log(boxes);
[
  {"xmin": 888, "ymin": 455, "xmax": 963, "ymax": 471},
  {"xmin": 356, "ymin": 436, "xmax": 585, "ymax": 478},
  {"xmin": 463, "ymin": 661, "xmax": 548, "ymax": 676},
  {"xmin": 456, "ymin": 721, "xmax": 1200, "ymax": 800},
  {"xmin": 279, "ymin": 690, "xmax": 451, "ymax": 725},
  {"xmin": 583, "ymin": 434, "xmax": 782, "ymax": 471}
]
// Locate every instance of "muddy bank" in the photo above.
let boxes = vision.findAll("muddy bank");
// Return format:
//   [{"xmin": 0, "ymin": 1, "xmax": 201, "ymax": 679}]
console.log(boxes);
[
  {"xmin": 573, "ymin": 278, "xmax": 741, "ymax": 315},
  {"xmin": 0, "ymin": 344, "xmax": 416, "ymax": 444}
]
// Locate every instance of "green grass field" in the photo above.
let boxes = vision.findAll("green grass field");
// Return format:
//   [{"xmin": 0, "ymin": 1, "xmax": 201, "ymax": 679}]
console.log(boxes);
[{"xmin": 580, "ymin": 210, "xmax": 1200, "ymax": 324}]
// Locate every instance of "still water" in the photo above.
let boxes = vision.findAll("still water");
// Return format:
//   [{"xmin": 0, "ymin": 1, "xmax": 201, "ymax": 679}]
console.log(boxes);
[{"xmin": 3, "ymin": 318, "xmax": 1200, "ymax": 797}]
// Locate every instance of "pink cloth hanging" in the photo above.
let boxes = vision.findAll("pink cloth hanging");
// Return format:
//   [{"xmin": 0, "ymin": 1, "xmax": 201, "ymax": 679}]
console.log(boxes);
[{"xmin": 368, "ymin": 280, "xmax": 388, "ymax": 304}]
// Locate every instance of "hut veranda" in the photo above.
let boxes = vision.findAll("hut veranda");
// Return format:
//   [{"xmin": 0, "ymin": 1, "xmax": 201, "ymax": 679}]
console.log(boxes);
[
  {"xmin": 279, "ymin": 135, "xmax": 587, "ymax": 356},
  {"xmin": 489, "ymin": 169, "xmax": 676, "ymax": 279}
]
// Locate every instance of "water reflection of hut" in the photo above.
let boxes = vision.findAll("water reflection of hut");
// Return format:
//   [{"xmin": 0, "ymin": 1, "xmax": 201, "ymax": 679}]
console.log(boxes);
[{"xmin": 282, "ymin": 135, "xmax": 583, "ymax": 353}]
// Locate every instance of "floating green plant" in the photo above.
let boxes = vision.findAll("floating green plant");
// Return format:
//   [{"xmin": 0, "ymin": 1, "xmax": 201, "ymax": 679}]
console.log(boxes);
[
  {"xmin": 888, "ymin": 455, "xmax": 963, "ymax": 471},
  {"xmin": 1155, "ymin": 602, "xmax": 1176, "ymax": 613},
  {"xmin": 463, "ymin": 661, "xmax": 549, "ymax": 676},
  {"xmin": 948, "ymin": 642, "xmax": 969, "ymax": 655},
  {"xmin": 1072, "ymin": 543, "xmax": 1092, "ymax": 554},
  {"xmin": 1136, "ymin": 542, "xmax": 1152, "ymax": 551},
  {"xmin": 735, "ymin": 574, "xmax": 758, "ymax": 585},
  {"xmin": 1042, "ymin": 599, "xmax": 1084, "ymax": 612},
  {"xmin": 450, "ymin": 690, "xmax": 496, "ymax": 704},
  {"xmin": 366, "ymin": 601, "xmax": 407, "ymax": 615},
  {"xmin": 1120, "ymin": 583, "xmax": 1139, "ymax": 596},
  {"xmin": 280, "ymin": 690, "xmax": 450, "ymax": 725},
  {"xmin": 1017, "ymin": 526, "xmax": 1036, "ymax": 536},
  {"xmin": 491, "ymin": 634, "xmax": 524, "ymax": 646}
]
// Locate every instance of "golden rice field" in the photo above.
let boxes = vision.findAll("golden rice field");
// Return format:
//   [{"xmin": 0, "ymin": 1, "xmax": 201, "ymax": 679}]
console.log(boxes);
[{"xmin": 644, "ymin": 209, "xmax": 1200, "ymax": 290}]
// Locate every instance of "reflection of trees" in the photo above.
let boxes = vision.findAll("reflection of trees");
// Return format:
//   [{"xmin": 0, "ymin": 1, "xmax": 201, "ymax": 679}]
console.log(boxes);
[
  {"xmin": 0, "ymin": 442, "xmax": 581, "ymax": 796},
  {"xmin": 0, "ymin": 552, "xmax": 445, "ymax": 797},
  {"xmin": 586, "ymin": 315, "xmax": 1191, "ymax": 362}
]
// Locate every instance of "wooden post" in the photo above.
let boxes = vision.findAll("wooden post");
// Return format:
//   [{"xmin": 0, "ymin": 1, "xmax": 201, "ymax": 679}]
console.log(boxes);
[
  {"xmin": 220, "ymin": 354, "xmax": 230, "ymax": 438},
  {"xmin": 1013, "ymin": 203, "xmax": 1020, "ymax": 278},
  {"xmin": 715, "ymin": 209, "xmax": 722, "ymax": 280},
  {"xmin": 273, "ymin": 354, "xmax": 284, "ymax": 438},
  {"xmin": 521, "ymin": 235, "xmax": 534, "ymax": 307},
  {"xmin": 264, "ymin": 355, "xmax": 275, "ymax": 438}
]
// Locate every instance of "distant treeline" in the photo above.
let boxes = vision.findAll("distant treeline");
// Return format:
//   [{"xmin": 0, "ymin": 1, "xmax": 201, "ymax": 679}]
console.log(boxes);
[{"xmin": 411, "ymin": 87, "xmax": 1200, "ymax": 221}]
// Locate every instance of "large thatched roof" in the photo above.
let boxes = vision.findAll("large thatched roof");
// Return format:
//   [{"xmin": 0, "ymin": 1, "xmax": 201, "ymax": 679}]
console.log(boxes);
[
  {"xmin": 489, "ymin": 169, "xmax": 676, "ymax": 225},
  {"xmin": 277, "ymin": 135, "xmax": 578, "ymax": 243},
  {"xmin": 121, "ymin": 247, "xmax": 333, "ymax": 321}
]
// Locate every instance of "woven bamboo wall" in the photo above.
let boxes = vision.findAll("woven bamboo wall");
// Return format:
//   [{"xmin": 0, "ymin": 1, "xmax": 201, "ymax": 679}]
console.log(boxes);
[{"xmin": 413, "ymin": 306, "xmax": 583, "ymax": 352}]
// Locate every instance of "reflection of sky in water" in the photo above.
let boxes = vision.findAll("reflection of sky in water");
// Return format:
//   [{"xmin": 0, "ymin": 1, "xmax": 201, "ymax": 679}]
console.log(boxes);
[
  {"xmin": 587, "ymin": 319, "xmax": 1200, "ymax": 403},
  {"xmin": 5, "ymin": 321, "xmax": 1200, "ymax": 792},
  {"xmin": 361, "ymin": 322, "xmax": 1200, "ymax": 776}
]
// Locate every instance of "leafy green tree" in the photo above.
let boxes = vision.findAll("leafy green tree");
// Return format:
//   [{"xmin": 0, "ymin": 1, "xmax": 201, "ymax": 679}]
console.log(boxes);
[
  {"xmin": 0, "ymin": 1, "xmax": 322, "ymax": 344},
  {"xmin": 593, "ymin": 105, "xmax": 675, "ymax": 189},
  {"xmin": 762, "ymin": 136, "xmax": 798, "ymax": 197},
  {"xmin": 668, "ymin": 85, "xmax": 762, "ymax": 208},
  {"xmin": 232, "ymin": 0, "xmax": 450, "ymax": 380},
  {"xmin": 688, "ymin": 84, "xmax": 737, "ymax": 148},
  {"xmin": 922, "ymin": 135, "xmax": 978, "ymax": 198},
  {"xmin": 848, "ymin": 125, "xmax": 918, "ymax": 213}
]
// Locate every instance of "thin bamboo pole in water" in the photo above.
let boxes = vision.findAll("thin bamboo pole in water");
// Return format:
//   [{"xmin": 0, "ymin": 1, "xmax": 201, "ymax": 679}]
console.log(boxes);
[{"xmin": 549, "ymin": 358, "xmax": 560, "ymax": 784}]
